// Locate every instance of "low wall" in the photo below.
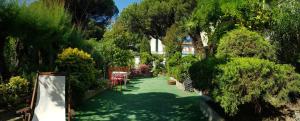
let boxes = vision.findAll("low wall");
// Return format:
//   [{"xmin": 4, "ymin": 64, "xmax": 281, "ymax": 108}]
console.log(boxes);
[{"xmin": 83, "ymin": 87, "xmax": 107, "ymax": 101}]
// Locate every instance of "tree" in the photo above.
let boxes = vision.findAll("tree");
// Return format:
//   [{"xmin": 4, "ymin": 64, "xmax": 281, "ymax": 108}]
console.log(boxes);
[
  {"xmin": 163, "ymin": 24, "xmax": 184, "ymax": 59},
  {"xmin": 271, "ymin": 0, "xmax": 300, "ymax": 71},
  {"xmin": 63, "ymin": 0, "xmax": 118, "ymax": 39},
  {"xmin": 184, "ymin": 0, "xmax": 274, "ymax": 58},
  {"xmin": 0, "ymin": 0, "xmax": 83, "ymax": 80},
  {"xmin": 118, "ymin": 0, "xmax": 196, "ymax": 39}
]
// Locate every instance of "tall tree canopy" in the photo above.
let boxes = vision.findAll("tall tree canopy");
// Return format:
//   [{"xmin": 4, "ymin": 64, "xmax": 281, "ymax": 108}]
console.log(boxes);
[
  {"xmin": 0, "ymin": 0, "xmax": 83, "ymax": 80},
  {"xmin": 63, "ymin": 0, "xmax": 119, "ymax": 39},
  {"xmin": 184, "ymin": 0, "xmax": 278, "ymax": 57},
  {"xmin": 118, "ymin": 0, "xmax": 196, "ymax": 39}
]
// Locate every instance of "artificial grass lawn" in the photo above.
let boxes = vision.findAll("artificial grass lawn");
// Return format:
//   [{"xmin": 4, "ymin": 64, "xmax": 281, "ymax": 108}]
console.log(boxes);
[{"xmin": 75, "ymin": 76, "xmax": 209, "ymax": 121}]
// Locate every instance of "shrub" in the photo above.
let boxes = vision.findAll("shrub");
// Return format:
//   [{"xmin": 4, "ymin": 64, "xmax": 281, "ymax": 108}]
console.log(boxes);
[
  {"xmin": 179, "ymin": 55, "xmax": 198, "ymax": 80},
  {"xmin": 139, "ymin": 64, "xmax": 151, "ymax": 76},
  {"xmin": 166, "ymin": 52, "xmax": 181, "ymax": 75},
  {"xmin": 189, "ymin": 57, "xmax": 226, "ymax": 90},
  {"xmin": 152, "ymin": 54, "xmax": 165, "ymax": 76},
  {"xmin": 1, "ymin": 76, "xmax": 29, "ymax": 107},
  {"xmin": 56, "ymin": 47, "xmax": 97, "ymax": 105},
  {"xmin": 140, "ymin": 52, "xmax": 153, "ymax": 65},
  {"xmin": 213, "ymin": 57, "xmax": 300, "ymax": 115},
  {"xmin": 216, "ymin": 28, "xmax": 276, "ymax": 61},
  {"xmin": 168, "ymin": 54, "xmax": 198, "ymax": 82}
]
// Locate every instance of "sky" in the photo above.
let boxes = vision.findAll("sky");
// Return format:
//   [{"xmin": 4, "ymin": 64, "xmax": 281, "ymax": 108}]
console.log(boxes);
[{"xmin": 114, "ymin": 0, "xmax": 141, "ymax": 14}]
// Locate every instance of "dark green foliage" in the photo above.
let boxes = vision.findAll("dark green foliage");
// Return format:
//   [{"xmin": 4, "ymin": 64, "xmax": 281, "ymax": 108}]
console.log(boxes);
[
  {"xmin": 56, "ymin": 48, "xmax": 97, "ymax": 105},
  {"xmin": 63, "ymin": 0, "xmax": 118, "ymax": 39},
  {"xmin": 213, "ymin": 57, "xmax": 300, "ymax": 115},
  {"xmin": 3, "ymin": 36, "xmax": 18, "ymax": 73},
  {"xmin": 189, "ymin": 57, "xmax": 226, "ymax": 90},
  {"xmin": 0, "ymin": 0, "xmax": 84, "ymax": 80},
  {"xmin": 216, "ymin": 28, "xmax": 276, "ymax": 60}
]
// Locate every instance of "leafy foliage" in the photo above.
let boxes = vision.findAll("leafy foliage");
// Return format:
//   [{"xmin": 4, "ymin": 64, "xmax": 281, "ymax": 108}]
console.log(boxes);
[
  {"xmin": 189, "ymin": 57, "xmax": 226, "ymax": 90},
  {"xmin": 0, "ymin": 76, "xmax": 29, "ymax": 107},
  {"xmin": 216, "ymin": 28, "xmax": 276, "ymax": 60},
  {"xmin": 0, "ymin": 0, "xmax": 84, "ymax": 80},
  {"xmin": 63, "ymin": 0, "xmax": 118, "ymax": 39},
  {"xmin": 140, "ymin": 52, "xmax": 153, "ymax": 65},
  {"xmin": 119, "ymin": 0, "xmax": 196, "ymax": 39},
  {"xmin": 56, "ymin": 47, "xmax": 97, "ymax": 105},
  {"xmin": 213, "ymin": 57, "xmax": 300, "ymax": 115},
  {"xmin": 271, "ymin": 0, "xmax": 300, "ymax": 69},
  {"xmin": 152, "ymin": 54, "xmax": 166, "ymax": 76},
  {"xmin": 163, "ymin": 24, "xmax": 184, "ymax": 59},
  {"xmin": 167, "ymin": 53, "xmax": 198, "ymax": 82},
  {"xmin": 3, "ymin": 36, "xmax": 18, "ymax": 73}
]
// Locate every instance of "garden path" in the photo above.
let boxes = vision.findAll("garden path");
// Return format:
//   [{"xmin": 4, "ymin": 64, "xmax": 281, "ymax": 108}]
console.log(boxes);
[{"xmin": 75, "ymin": 76, "xmax": 211, "ymax": 121}]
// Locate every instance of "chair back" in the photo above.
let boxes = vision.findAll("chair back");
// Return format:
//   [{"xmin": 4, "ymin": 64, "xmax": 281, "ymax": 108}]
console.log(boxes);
[
  {"xmin": 32, "ymin": 73, "xmax": 66, "ymax": 121},
  {"xmin": 108, "ymin": 66, "xmax": 130, "ymax": 81}
]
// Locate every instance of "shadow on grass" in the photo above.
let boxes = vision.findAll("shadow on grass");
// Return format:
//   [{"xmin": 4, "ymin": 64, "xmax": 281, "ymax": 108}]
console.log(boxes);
[
  {"xmin": 74, "ymin": 78, "xmax": 208, "ymax": 121},
  {"xmin": 74, "ymin": 92, "xmax": 208, "ymax": 121}
]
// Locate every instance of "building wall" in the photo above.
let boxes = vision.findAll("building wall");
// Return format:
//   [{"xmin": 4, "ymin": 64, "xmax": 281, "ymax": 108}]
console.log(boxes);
[
  {"xmin": 150, "ymin": 37, "xmax": 164, "ymax": 54},
  {"xmin": 182, "ymin": 44, "xmax": 195, "ymax": 55}
]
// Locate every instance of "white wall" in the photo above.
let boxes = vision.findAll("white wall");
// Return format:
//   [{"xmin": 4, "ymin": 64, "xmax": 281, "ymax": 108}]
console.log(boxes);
[
  {"xmin": 150, "ymin": 37, "xmax": 164, "ymax": 54},
  {"xmin": 134, "ymin": 56, "xmax": 140, "ymax": 68}
]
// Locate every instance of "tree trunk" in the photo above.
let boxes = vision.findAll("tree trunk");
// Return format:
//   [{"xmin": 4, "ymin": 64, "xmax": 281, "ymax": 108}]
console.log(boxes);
[{"xmin": 190, "ymin": 34, "xmax": 207, "ymax": 59}]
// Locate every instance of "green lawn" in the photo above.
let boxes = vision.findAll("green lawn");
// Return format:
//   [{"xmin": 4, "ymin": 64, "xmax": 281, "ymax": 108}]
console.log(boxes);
[{"xmin": 74, "ymin": 76, "xmax": 209, "ymax": 121}]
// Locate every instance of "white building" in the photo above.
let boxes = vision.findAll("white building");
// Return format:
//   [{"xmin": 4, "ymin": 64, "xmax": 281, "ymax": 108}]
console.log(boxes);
[
  {"xmin": 182, "ymin": 36, "xmax": 195, "ymax": 56},
  {"xmin": 149, "ymin": 36, "xmax": 195, "ymax": 56},
  {"xmin": 150, "ymin": 37, "xmax": 164, "ymax": 54}
]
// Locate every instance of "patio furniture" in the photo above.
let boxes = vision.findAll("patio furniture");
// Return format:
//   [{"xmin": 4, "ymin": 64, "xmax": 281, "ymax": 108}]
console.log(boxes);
[
  {"xmin": 16, "ymin": 72, "xmax": 71, "ymax": 121},
  {"xmin": 108, "ymin": 66, "xmax": 130, "ymax": 91}
]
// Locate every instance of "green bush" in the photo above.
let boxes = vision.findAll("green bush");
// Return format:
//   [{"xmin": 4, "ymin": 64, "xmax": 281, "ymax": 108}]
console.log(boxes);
[
  {"xmin": 213, "ymin": 57, "xmax": 300, "ymax": 115},
  {"xmin": 152, "ymin": 54, "xmax": 165, "ymax": 76},
  {"xmin": 166, "ymin": 52, "xmax": 181, "ymax": 74},
  {"xmin": 0, "ymin": 76, "xmax": 29, "ymax": 107},
  {"xmin": 216, "ymin": 28, "xmax": 276, "ymax": 61},
  {"xmin": 167, "ymin": 54, "xmax": 198, "ymax": 82},
  {"xmin": 56, "ymin": 47, "xmax": 97, "ymax": 105},
  {"xmin": 189, "ymin": 57, "xmax": 226, "ymax": 90},
  {"xmin": 179, "ymin": 55, "xmax": 198, "ymax": 80},
  {"xmin": 140, "ymin": 52, "xmax": 153, "ymax": 65}
]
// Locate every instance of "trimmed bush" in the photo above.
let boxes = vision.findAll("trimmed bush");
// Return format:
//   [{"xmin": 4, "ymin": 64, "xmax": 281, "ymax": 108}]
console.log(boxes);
[
  {"xmin": 0, "ymin": 76, "xmax": 29, "ymax": 107},
  {"xmin": 213, "ymin": 57, "xmax": 300, "ymax": 115},
  {"xmin": 189, "ymin": 57, "xmax": 226, "ymax": 90},
  {"xmin": 56, "ymin": 47, "xmax": 97, "ymax": 105},
  {"xmin": 216, "ymin": 28, "xmax": 276, "ymax": 61}
]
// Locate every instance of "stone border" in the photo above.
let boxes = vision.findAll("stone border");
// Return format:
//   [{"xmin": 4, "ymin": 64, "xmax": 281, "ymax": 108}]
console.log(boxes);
[
  {"xmin": 170, "ymin": 76, "xmax": 224, "ymax": 121},
  {"xmin": 83, "ymin": 87, "xmax": 108, "ymax": 101}
]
